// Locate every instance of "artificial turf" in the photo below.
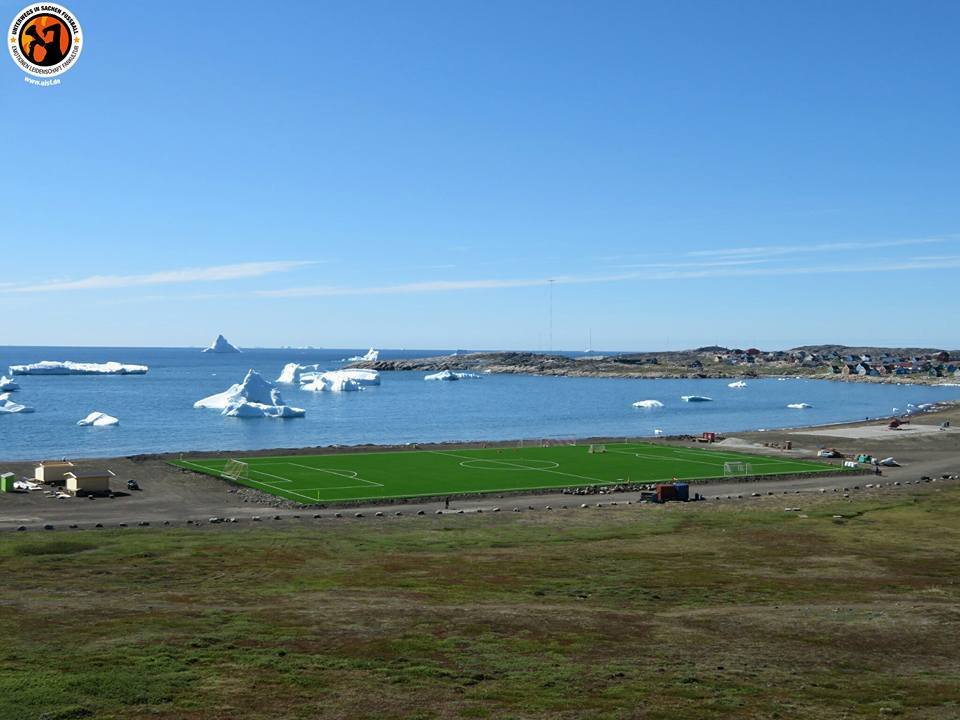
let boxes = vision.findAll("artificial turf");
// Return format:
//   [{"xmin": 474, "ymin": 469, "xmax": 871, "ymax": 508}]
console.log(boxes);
[{"xmin": 170, "ymin": 442, "xmax": 840, "ymax": 503}]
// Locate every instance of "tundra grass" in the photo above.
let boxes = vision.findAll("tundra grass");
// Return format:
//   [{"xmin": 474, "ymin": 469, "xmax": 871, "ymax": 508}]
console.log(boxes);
[
  {"xmin": 170, "ymin": 442, "xmax": 838, "ymax": 503},
  {"xmin": 2, "ymin": 486, "xmax": 959, "ymax": 719}
]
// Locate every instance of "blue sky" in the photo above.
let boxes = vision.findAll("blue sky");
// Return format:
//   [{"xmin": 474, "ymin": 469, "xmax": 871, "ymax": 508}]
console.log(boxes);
[{"xmin": 2, "ymin": 0, "xmax": 958, "ymax": 350}]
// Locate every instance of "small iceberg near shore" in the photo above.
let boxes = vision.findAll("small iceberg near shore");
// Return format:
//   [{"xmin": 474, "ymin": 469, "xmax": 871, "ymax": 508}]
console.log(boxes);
[
  {"xmin": 424, "ymin": 370, "xmax": 482, "ymax": 381},
  {"xmin": 0, "ymin": 393, "xmax": 34, "ymax": 413},
  {"xmin": 78, "ymin": 411, "xmax": 119, "ymax": 427},
  {"xmin": 9, "ymin": 361, "xmax": 148, "ymax": 375},
  {"xmin": 681, "ymin": 395, "xmax": 712, "ymax": 402},
  {"xmin": 202, "ymin": 334, "xmax": 241, "ymax": 353},
  {"xmin": 632, "ymin": 399, "xmax": 664, "ymax": 409},
  {"xmin": 786, "ymin": 402, "xmax": 813, "ymax": 409},
  {"xmin": 344, "ymin": 348, "xmax": 379, "ymax": 362},
  {"xmin": 728, "ymin": 380, "xmax": 747, "ymax": 388},
  {"xmin": 300, "ymin": 369, "xmax": 380, "ymax": 390},
  {"xmin": 195, "ymin": 369, "xmax": 305, "ymax": 418},
  {"xmin": 276, "ymin": 363, "xmax": 323, "ymax": 384},
  {"xmin": 302, "ymin": 373, "xmax": 361, "ymax": 393},
  {"xmin": 0, "ymin": 376, "xmax": 19, "ymax": 391}
]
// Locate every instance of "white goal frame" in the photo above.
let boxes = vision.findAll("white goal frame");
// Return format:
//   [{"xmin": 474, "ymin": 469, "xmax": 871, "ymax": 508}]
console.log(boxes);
[
  {"xmin": 723, "ymin": 461, "xmax": 752, "ymax": 476},
  {"xmin": 588, "ymin": 444, "xmax": 607, "ymax": 454},
  {"xmin": 222, "ymin": 459, "xmax": 250, "ymax": 481}
]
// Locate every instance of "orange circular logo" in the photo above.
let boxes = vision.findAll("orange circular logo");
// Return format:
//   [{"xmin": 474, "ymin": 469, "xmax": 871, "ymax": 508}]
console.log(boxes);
[
  {"xmin": 20, "ymin": 14, "xmax": 71, "ymax": 67},
  {"xmin": 8, "ymin": 4, "xmax": 83, "ymax": 77}
]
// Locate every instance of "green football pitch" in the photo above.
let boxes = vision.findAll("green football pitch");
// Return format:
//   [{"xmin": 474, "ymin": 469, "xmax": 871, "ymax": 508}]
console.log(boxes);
[{"xmin": 170, "ymin": 442, "xmax": 840, "ymax": 504}]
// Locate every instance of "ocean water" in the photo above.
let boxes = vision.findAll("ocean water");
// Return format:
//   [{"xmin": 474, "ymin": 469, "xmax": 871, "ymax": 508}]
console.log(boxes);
[{"xmin": 1, "ymin": 346, "xmax": 958, "ymax": 461}]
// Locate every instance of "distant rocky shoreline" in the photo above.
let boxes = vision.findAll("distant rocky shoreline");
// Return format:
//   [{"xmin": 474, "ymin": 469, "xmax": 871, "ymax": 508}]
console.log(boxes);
[{"xmin": 350, "ymin": 347, "xmax": 960, "ymax": 386}]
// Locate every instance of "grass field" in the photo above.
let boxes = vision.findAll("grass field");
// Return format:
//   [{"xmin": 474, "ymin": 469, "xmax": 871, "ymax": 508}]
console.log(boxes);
[
  {"xmin": 2, "ymin": 486, "xmax": 958, "ymax": 719},
  {"xmin": 171, "ymin": 442, "xmax": 839, "ymax": 503}
]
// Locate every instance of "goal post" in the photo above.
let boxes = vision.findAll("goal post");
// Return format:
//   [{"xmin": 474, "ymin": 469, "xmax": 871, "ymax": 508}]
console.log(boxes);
[
  {"xmin": 588, "ymin": 444, "xmax": 606, "ymax": 454},
  {"xmin": 222, "ymin": 459, "xmax": 249, "ymax": 481},
  {"xmin": 722, "ymin": 461, "xmax": 752, "ymax": 476}
]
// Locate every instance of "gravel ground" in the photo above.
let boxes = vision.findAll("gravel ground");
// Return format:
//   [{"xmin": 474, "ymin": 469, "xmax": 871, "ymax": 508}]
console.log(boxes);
[{"xmin": 2, "ymin": 405, "xmax": 957, "ymax": 532}]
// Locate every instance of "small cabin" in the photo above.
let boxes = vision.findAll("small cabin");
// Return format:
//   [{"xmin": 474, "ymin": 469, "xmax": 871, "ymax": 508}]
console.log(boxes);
[
  {"xmin": 65, "ymin": 470, "xmax": 114, "ymax": 496},
  {"xmin": 35, "ymin": 461, "xmax": 75, "ymax": 484}
]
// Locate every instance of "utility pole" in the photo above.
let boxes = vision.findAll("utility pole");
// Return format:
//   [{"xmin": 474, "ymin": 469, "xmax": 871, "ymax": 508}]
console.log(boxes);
[{"xmin": 548, "ymin": 279, "xmax": 555, "ymax": 353}]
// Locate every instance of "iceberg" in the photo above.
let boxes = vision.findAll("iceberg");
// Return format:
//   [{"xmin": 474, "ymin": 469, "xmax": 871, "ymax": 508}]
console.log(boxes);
[
  {"xmin": 78, "ymin": 411, "xmax": 119, "ymax": 427},
  {"xmin": 301, "ymin": 374, "xmax": 361, "ymax": 393},
  {"xmin": 0, "ymin": 376, "xmax": 18, "ymax": 391},
  {"xmin": 9, "ymin": 361, "xmax": 148, "ymax": 375},
  {"xmin": 0, "ymin": 393, "xmax": 34, "ymax": 413},
  {"xmin": 786, "ymin": 403, "xmax": 813, "ymax": 409},
  {"xmin": 299, "ymin": 369, "xmax": 379, "ymax": 392},
  {"xmin": 632, "ymin": 400, "xmax": 664, "ymax": 409},
  {"xmin": 681, "ymin": 395, "xmax": 712, "ymax": 402},
  {"xmin": 276, "ymin": 363, "xmax": 323, "ymax": 384},
  {"xmin": 728, "ymin": 381, "xmax": 747, "ymax": 388},
  {"xmin": 424, "ymin": 370, "xmax": 482, "ymax": 381},
  {"xmin": 345, "ymin": 348, "xmax": 380, "ymax": 362},
  {"xmin": 202, "ymin": 334, "xmax": 241, "ymax": 353},
  {"xmin": 194, "ymin": 369, "xmax": 305, "ymax": 418}
]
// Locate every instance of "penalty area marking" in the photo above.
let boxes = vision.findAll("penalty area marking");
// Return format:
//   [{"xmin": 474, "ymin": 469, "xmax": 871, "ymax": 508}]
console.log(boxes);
[
  {"xmin": 285, "ymin": 462, "xmax": 384, "ymax": 488},
  {"xmin": 248, "ymin": 462, "xmax": 384, "ymax": 490},
  {"xmin": 459, "ymin": 458, "xmax": 560, "ymax": 471},
  {"xmin": 429, "ymin": 450, "xmax": 604, "ymax": 484}
]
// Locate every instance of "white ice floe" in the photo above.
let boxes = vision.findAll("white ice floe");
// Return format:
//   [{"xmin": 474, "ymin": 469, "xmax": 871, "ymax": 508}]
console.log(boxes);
[
  {"xmin": 276, "ymin": 363, "xmax": 323, "ymax": 384},
  {"xmin": 77, "ymin": 411, "xmax": 119, "ymax": 427},
  {"xmin": 786, "ymin": 402, "xmax": 813, "ymax": 409},
  {"xmin": 632, "ymin": 400, "xmax": 664, "ymax": 409},
  {"xmin": 345, "ymin": 348, "xmax": 379, "ymax": 362},
  {"xmin": 9, "ymin": 361, "xmax": 148, "ymax": 375},
  {"xmin": 299, "ymin": 369, "xmax": 380, "ymax": 392},
  {"xmin": 194, "ymin": 369, "xmax": 305, "ymax": 418},
  {"xmin": 424, "ymin": 370, "xmax": 482, "ymax": 381},
  {"xmin": 0, "ymin": 376, "xmax": 18, "ymax": 391},
  {"xmin": 727, "ymin": 381, "xmax": 747, "ymax": 388},
  {"xmin": 681, "ymin": 395, "xmax": 712, "ymax": 402},
  {"xmin": 301, "ymin": 374, "xmax": 360, "ymax": 393},
  {"xmin": 201, "ymin": 334, "xmax": 241, "ymax": 353},
  {"xmin": 0, "ymin": 394, "xmax": 34, "ymax": 413}
]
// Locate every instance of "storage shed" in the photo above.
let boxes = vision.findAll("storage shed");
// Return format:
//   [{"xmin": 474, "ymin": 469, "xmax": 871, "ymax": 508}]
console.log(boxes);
[
  {"xmin": 656, "ymin": 484, "xmax": 678, "ymax": 503},
  {"xmin": 35, "ymin": 461, "xmax": 75, "ymax": 483},
  {"xmin": 65, "ymin": 470, "xmax": 114, "ymax": 496}
]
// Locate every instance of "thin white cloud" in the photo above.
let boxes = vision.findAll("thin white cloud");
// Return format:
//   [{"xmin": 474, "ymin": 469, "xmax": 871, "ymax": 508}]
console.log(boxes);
[
  {"xmin": 616, "ymin": 258, "xmax": 772, "ymax": 270},
  {"xmin": 260, "ymin": 255, "xmax": 960, "ymax": 298},
  {"xmin": 687, "ymin": 237, "xmax": 947, "ymax": 258},
  {"xmin": 3, "ymin": 261, "xmax": 316, "ymax": 294}
]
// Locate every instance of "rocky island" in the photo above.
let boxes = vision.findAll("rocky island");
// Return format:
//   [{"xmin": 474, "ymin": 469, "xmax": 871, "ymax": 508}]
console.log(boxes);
[{"xmin": 350, "ymin": 345, "xmax": 960, "ymax": 385}]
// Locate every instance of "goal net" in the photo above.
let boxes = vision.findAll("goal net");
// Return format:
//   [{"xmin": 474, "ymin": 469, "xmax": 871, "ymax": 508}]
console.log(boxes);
[
  {"xmin": 723, "ymin": 461, "xmax": 752, "ymax": 476},
  {"xmin": 588, "ymin": 444, "xmax": 606, "ymax": 454},
  {"xmin": 222, "ymin": 459, "xmax": 250, "ymax": 481}
]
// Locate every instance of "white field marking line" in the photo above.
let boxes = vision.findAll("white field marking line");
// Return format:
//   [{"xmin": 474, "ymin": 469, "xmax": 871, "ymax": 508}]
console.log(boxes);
[
  {"xmin": 459, "ymin": 459, "xmax": 560, "ymax": 471},
  {"xmin": 236, "ymin": 474, "xmax": 323, "ymax": 503},
  {"xmin": 176, "ymin": 461, "xmax": 385, "ymax": 502},
  {"xmin": 616, "ymin": 443, "xmax": 751, "ymax": 461},
  {"xmin": 606, "ymin": 448, "xmax": 722, "ymax": 469},
  {"xmin": 285, "ymin": 462, "xmax": 385, "ymax": 488},
  {"xmin": 246, "ymin": 462, "xmax": 383, "ymax": 490},
  {"xmin": 428, "ymin": 450, "xmax": 605, "ymax": 484},
  {"xmin": 620, "ymin": 443, "xmax": 813, "ymax": 467}
]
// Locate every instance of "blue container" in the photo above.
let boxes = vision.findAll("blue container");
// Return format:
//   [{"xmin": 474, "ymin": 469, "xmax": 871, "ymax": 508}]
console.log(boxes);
[{"xmin": 673, "ymin": 483, "xmax": 690, "ymax": 502}]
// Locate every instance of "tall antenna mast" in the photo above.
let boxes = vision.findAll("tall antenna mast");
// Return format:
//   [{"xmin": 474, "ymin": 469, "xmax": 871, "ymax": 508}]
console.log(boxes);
[{"xmin": 548, "ymin": 279, "xmax": 555, "ymax": 353}]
